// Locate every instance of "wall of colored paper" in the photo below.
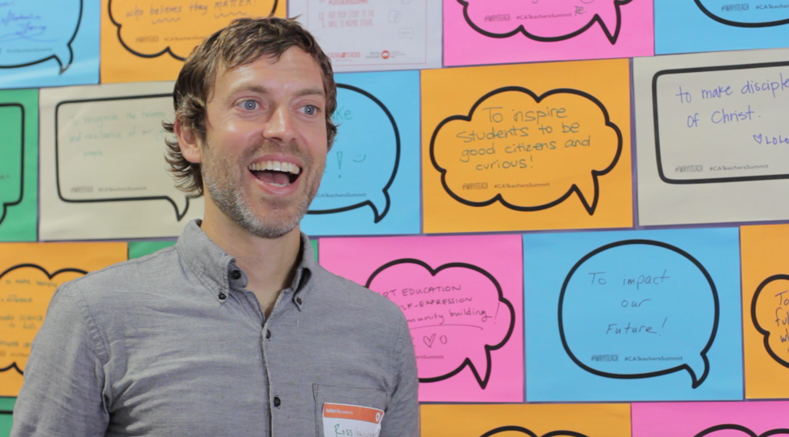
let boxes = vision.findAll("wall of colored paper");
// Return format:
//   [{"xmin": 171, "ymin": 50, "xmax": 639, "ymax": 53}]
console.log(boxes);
[{"xmin": 3, "ymin": 0, "xmax": 789, "ymax": 436}]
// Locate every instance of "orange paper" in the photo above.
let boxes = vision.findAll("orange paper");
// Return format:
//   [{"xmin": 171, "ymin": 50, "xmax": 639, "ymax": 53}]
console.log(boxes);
[
  {"xmin": 421, "ymin": 59, "xmax": 632, "ymax": 233},
  {"xmin": 421, "ymin": 403, "xmax": 631, "ymax": 437},
  {"xmin": 100, "ymin": 0, "xmax": 285, "ymax": 83},
  {"xmin": 0, "ymin": 242, "xmax": 126, "ymax": 396},
  {"xmin": 741, "ymin": 224, "xmax": 789, "ymax": 399}
]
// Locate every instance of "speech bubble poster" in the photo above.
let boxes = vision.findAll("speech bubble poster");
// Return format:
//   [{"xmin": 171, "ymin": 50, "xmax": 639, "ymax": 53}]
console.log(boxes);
[
  {"xmin": 656, "ymin": 0, "xmax": 789, "ymax": 55},
  {"xmin": 0, "ymin": 0, "xmax": 100, "ymax": 89},
  {"xmin": 0, "ymin": 398, "xmax": 11, "ymax": 436},
  {"xmin": 38, "ymin": 81, "xmax": 205, "ymax": 241},
  {"xmin": 0, "ymin": 89, "xmax": 37, "ymax": 243},
  {"xmin": 740, "ymin": 224, "xmax": 789, "ymax": 399},
  {"xmin": 523, "ymin": 228, "xmax": 743, "ymax": 402},
  {"xmin": 319, "ymin": 234, "xmax": 524, "ymax": 402},
  {"xmin": 632, "ymin": 401, "xmax": 789, "ymax": 437},
  {"xmin": 422, "ymin": 59, "xmax": 632, "ymax": 234},
  {"xmin": 0, "ymin": 242, "xmax": 127, "ymax": 396},
  {"xmin": 100, "ymin": 0, "xmax": 286, "ymax": 83},
  {"xmin": 635, "ymin": 48, "xmax": 789, "ymax": 227},
  {"xmin": 443, "ymin": 0, "xmax": 653, "ymax": 67},
  {"xmin": 290, "ymin": 0, "xmax": 442, "ymax": 73},
  {"xmin": 421, "ymin": 403, "xmax": 631, "ymax": 437},
  {"xmin": 300, "ymin": 71, "xmax": 420, "ymax": 236}
]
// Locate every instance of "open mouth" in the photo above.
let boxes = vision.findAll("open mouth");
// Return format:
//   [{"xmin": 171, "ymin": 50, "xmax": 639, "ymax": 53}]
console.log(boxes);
[{"xmin": 249, "ymin": 161, "xmax": 301, "ymax": 187}]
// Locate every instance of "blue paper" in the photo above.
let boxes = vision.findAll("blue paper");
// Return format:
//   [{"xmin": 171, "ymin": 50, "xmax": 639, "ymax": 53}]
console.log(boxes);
[
  {"xmin": 0, "ymin": 0, "xmax": 99, "ymax": 88},
  {"xmin": 524, "ymin": 228, "xmax": 743, "ymax": 402},
  {"xmin": 656, "ymin": 0, "xmax": 789, "ymax": 54},
  {"xmin": 301, "ymin": 70, "xmax": 420, "ymax": 236}
]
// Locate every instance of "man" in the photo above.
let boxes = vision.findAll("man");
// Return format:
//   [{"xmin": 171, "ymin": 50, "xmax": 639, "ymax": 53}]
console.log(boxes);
[{"xmin": 12, "ymin": 18, "xmax": 419, "ymax": 437}]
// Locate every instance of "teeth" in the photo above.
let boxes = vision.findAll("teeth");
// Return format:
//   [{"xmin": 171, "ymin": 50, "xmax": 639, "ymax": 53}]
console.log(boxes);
[{"xmin": 249, "ymin": 161, "xmax": 301, "ymax": 175}]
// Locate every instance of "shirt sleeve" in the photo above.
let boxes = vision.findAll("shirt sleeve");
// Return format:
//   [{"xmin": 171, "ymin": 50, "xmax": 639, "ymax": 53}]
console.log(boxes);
[
  {"xmin": 11, "ymin": 283, "xmax": 110, "ymax": 437},
  {"xmin": 379, "ymin": 316, "xmax": 420, "ymax": 437}
]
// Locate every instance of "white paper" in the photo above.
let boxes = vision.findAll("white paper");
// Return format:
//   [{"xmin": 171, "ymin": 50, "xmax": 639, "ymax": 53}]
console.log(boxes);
[
  {"xmin": 289, "ymin": 0, "xmax": 442, "ymax": 72},
  {"xmin": 634, "ymin": 48, "xmax": 789, "ymax": 226},
  {"xmin": 39, "ymin": 82, "xmax": 204, "ymax": 240}
]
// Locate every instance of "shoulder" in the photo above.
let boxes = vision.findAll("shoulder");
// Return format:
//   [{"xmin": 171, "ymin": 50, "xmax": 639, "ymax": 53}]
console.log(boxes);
[
  {"xmin": 307, "ymin": 264, "xmax": 408, "ymax": 326},
  {"xmin": 58, "ymin": 246, "xmax": 178, "ymax": 302}
]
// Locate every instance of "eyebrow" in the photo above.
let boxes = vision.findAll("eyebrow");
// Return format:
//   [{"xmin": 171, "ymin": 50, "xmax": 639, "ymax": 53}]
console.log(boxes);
[{"xmin": 227, "ymin": 84, "xmax": 325, "ymax": 99}]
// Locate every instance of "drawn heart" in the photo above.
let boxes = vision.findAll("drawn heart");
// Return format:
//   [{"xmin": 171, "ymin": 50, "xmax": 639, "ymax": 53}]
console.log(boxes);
[
  {"xmin": 423, "ymin": 333, "xmax": 436, "ymax": 348},
  {"xmin": 754, "ymin": 134, "xmax": 763, "ymax": 144}
]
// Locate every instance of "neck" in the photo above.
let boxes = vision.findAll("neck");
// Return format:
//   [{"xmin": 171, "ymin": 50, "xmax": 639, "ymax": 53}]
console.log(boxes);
[{"xmin": 200, "ymin": 203, "xmax": 302, "ymax": 316}]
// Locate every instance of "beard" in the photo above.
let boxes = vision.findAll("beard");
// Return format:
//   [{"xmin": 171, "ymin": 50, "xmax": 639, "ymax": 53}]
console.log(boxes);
[{"xmin": 201, "ymin": 139, "xmax": 323, "ymax": 239}]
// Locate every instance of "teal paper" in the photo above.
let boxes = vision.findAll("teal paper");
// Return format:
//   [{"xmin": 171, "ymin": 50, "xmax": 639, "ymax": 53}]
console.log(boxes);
[
  {"xmin": 0, "ymin": 0, "xmax": 99, "ymax": 88},
  {"xmin": 524, "ymin": 228, "xmax": 743, "ymax": 402},
  {"xmin": 301, "ymin": 70, "xmax": 420, "ymax": 236}
]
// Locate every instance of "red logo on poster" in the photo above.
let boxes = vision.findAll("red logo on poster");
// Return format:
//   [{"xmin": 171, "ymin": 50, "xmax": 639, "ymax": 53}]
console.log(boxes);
[{"xmin": 381, "ymin": 50, "xmax": 390, "ymax": 59}]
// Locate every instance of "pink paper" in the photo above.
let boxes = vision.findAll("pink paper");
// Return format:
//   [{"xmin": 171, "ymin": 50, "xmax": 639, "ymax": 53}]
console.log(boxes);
[
  {"xmin": 319, "ymin": 235, "xmax": 524, "ymax": 403},
  {"xmin": 444, "ymin": 0, "xmax": 654, "ymax": 66},
  {"xmin": 632, "ymin": 402, "xmax": 789, "ymax": 437}
]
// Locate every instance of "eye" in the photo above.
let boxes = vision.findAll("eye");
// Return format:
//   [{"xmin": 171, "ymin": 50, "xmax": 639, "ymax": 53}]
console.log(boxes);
[
  {"xmin": 241, "ymin": 100, "xmax": 258, "ymax": 110},
  {"xmin": 303, "ymin": 104, "xmax": 319, "ymax": 116}
]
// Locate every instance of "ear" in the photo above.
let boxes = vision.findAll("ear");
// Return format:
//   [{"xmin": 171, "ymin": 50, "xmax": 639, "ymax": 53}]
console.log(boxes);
[{"xmin": 174, "ymin": 117, "xmax": 203, "ymax": 164}]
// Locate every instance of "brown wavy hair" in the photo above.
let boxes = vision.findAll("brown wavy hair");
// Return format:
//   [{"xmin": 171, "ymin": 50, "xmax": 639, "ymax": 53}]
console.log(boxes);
[{"xmin": 162, "ymin": 17, "xmax": 337, "ymax": 197}]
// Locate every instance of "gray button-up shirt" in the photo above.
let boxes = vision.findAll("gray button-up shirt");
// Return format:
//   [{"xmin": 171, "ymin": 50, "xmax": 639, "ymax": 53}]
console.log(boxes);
[{"xmin": 11, "ymin": 221, "xmax": 419, "ymax": 436}]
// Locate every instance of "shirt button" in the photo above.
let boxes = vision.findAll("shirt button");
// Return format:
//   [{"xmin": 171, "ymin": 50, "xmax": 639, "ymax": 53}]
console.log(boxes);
[
  {"xmin": 273, "ymin": 396, "xmax": 281, "ymax": 407},
  {"xmin": 218, "ymin": 292, "xmax": 227, "ymax": 300},
  {"xmin": 296, "ymin": 297, "xmax": 303, "ymax": 305},
  {"xmin": 230, "ymin": 270, "xmax": 241, "ymax": 280},
  {"xmin": 266, "ymin": 329, "xmax": 271, "ymax": 339}
]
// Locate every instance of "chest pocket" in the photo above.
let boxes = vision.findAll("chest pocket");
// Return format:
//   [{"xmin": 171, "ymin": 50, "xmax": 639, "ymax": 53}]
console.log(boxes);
[{"xmin": 313, "ymin": 384, "xmax": 387, "ymax": 437}]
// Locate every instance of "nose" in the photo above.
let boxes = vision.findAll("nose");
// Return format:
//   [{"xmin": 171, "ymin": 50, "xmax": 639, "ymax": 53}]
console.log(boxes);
[{"xmin": 263, "ymin": 105, "xmax": 296, "ymax": 143}]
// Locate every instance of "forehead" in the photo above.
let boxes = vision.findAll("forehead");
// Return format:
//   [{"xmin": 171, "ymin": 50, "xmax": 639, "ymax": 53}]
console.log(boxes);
[{"xmin": 210, "ymin": 47, "xmax": 325, "ymax": 99}]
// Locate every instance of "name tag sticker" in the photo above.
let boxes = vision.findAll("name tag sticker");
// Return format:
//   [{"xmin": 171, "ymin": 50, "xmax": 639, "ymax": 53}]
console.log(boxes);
[{"xmin": 323, "ymin": 402, "xmax": 384, "ymax": 437}]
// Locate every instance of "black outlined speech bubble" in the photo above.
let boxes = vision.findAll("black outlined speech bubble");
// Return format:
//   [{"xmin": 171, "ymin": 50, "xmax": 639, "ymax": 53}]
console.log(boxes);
[
  {"xmin": 695, "ymin": 0, "xmax": 789, "ymax": 28},
  {"xmin": 751, "ymin": 274, "xmax": 789, "ymax": 368},
  {"xmin": 0, "ymin": 103, "xmax": 24, "ymax": 226},
  {"xmin": 55, "ymin": 94, "xmax": 190, "ymax": 221},
  {"xmin": 431, "ymin": 86, "xmax": 622, "ymax": 216},
  {"xmin": 652, "ymin": 61, "xmax": 789, "ymax": 185},
  {"xmin": 559, "ymin": 240, "xmax": 719, "ymax": 388},
  {"xmin": 366, "ymin": 259, "xmax": 515, "ymax": 389},
  {"xmin": 459, "ymin": 0, "xmax": 632, "ymax": 44},
  {"xmin": 0, "ymin": 0, "xmax": 82, "ymax": 73},
  {"xmin": 695, "ymin": 424, "xmax": 789, "ymax": 437},
  {"xmin": 0, "ymin": 264, "xmax": 86, "ymax": 379},
  {"xmin": 308, "ymin": 84, "xmax": 400, "ymax": 223},
  {"xmin": 481, "ymin": 426, "xmax": 589, "ymax": 437},
  {"xmin": 108, "ymin": 0, "xmax": 279, "ymax": 61}
]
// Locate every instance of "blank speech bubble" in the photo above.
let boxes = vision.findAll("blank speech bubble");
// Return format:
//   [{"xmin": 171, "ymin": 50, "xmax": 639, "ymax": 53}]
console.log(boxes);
[
  {"xmin": 482, "ymin": 426, "xmax": 589, "ymax": 437},
  {"xmin": 653, "ymin": 61, "xmax": 789, "ymax": 185},
  {"xmin": 365, "ymin": 259, "xmax": 515, "ymax": 389},
  {"xmin": 108, "ymin": 0, "xmax": 278, "ymax": 61},
  {"xmin": 308, "ymin": 84, "xmax": 399, "ymax": 223},
  {"xmin": 751, "ymin": 274, "xmax": 789, "ymax": 368},
  {"xmin": 559, "ymin": 240, "xmax": 719, "ymax": 388},
  {"xmin": 458, "ymin": 0, "xmax": 631, "ymax": 44},
  {"xmin": 0, "ymin": 264, "xmax": 86, "ymax": 378},
  {"xmin": 694, "ymin": 0, "xmax": 789, "ymax": 28},
  {"xmin": 0, "ymin": 104, "xmax": 24, "ymax": 225},
  {"xmin": 431, "ymin": 87, "xmax": 621, "ymax": 215},
  {"xmin": 55, "ymin": 94, "xmax": 190, "ymax": 221},
  {"xmin": 0, "ymin": 0, "xmax": 82, "ymax": 73},
  {"xmin": 695, "ymin": 424, "xmax": 789, "ymax": 437}
]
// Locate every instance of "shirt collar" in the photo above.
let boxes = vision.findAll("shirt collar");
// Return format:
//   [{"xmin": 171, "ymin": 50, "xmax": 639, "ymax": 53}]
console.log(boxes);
[{"xmin": 176, "ymin": 219, "xmax": 314, "ymax": 303}]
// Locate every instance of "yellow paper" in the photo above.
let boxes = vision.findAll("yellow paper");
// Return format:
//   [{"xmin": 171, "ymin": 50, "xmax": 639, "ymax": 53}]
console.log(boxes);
[
  {"xmin": 0, "ymin": 243, "xmax": 127, "ymax": 396},
  {"xmin": 421, "ymin": 59, "xmax": 632, "ymax": 233},
  {"xmin": 101, "ymin": 0, "xmax": 285, "ymax": 83},
  {"xmin": 741, "ymin": 224, "xmax": 789, "ymax": 399},
  {"xmin": 421, "ymin": 403, "xmax": 631, "ymax": 437}
]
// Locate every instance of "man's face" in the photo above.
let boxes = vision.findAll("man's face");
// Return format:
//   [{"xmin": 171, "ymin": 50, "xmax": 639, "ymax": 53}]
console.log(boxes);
[{"xmin": 195, "ymin": 47, "xmax": 328, "ymax": 238}]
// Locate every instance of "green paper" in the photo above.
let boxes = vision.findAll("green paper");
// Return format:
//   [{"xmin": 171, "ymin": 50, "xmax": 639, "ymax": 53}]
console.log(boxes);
[
  {"xmin": 0, "ymin": 89, "xmax": 38, "ymax": 242},
  {"xmin": 128, "ymin": 240, "xmax": 176, "ymax": 259}
]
